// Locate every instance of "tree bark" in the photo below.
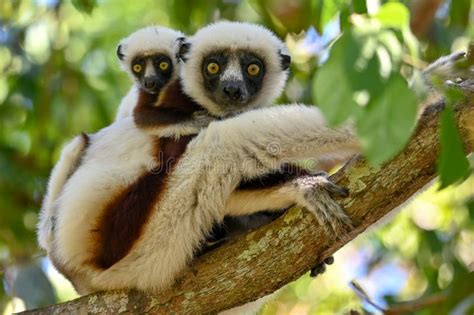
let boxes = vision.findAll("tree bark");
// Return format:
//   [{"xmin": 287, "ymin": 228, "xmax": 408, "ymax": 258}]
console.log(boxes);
[{"xmin": 21, "ymin": 83, "xmax": 474, "ymax": 314}]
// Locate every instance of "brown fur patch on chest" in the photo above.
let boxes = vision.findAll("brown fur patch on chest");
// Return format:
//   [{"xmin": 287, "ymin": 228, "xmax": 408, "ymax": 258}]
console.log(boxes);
[
  {"xmin": 92, "ymin": 135, "xmax": 195, "ymax": 269},
  {"xmin": 133, "ymin": 80, "xmax": 204, "ymax": 128}
]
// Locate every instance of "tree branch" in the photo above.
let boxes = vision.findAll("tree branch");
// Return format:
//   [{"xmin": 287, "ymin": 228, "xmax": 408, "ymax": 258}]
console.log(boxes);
[
  {"xmin": 21, "ymin": 84, "xmax": 473, "ymax": 314},
  {"xmin": 409, "ymin": 0, "xmax": 443, "ymax": 38}
]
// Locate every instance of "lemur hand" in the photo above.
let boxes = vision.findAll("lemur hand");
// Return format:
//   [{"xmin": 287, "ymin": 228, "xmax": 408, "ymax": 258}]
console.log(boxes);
[
  {"xmin": 192, "ymin": 110, "xmax": 215, "ymax": 128},
  {"xmin": 423, "ymin": 49, "xmax": 473, "ymax": 87},
  {"xmin": 294, "ymin": 172, "xmax": 353, "ymax": 240}
]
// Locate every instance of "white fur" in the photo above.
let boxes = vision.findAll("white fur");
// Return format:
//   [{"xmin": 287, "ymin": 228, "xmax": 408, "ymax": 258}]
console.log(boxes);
[
  {"xmin": 115, "ymin": 85, "xmax": 139, "ymax": 120},
  {"xmin": 117, "ymin": 26, "xmax": 184, "ymax": 81},
  {"xmin": 50, "ymin": 104, "xmax": 358, "ymax": 294},
  {"xmin": 41, "ymin": 24, "xmax": 360, "ymax": 308},
  {"xmin": 38, "ymin": 26, "xmax": 187, "ymax": 254},
  {"xmin": 181, "ymin": 21, "xmax": 289, "ymax": 116},
  {"xmin": 115, "ymin": 26, "xmax": 185, "ymax": 121},
  {"xmin": 37, "ymin": 134, "xmax": 88, "ymax": 252}
]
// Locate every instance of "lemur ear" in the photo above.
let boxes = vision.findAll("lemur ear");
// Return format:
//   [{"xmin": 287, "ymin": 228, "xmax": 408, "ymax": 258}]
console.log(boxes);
[
  {"xmin": 117, "ymin": 44, "xmax": 125, "ymax": 61},
  {"xmin": 176, "ymin": 37, "xmax": 191, "ymax": 62},
  {"xmin": 279, "ymin": 51, "xmax": 291, "ymax": 70}
]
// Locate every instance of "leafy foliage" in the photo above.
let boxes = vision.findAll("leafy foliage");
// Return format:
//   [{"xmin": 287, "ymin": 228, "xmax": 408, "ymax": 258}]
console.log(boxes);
[
  {"xmin": 0, "ymin": 0, "xmax": 472, "ymax": 313},
  {"xmin": 438, "ymin": 105, "xmax": 470, "ymax": 188}
]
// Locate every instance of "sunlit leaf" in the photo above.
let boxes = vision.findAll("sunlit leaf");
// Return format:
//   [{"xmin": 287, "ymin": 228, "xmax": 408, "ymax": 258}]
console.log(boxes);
[
  {"xmin": 466, "ymin": 198, "xmax": 474, "ymax": 220},
  {"xmin": 437, "ymin": 106, "xmax": 470, "ymax": 189},
  {"xmin": 352, "ymin": 0, "xmax": 367, "ymax": 14},
  {"xmin": 449, "ymin": 0, "xmax": 471, "ymax": 28},
  {"xmin": 320, "ymin": 0, "xmax": 345, "ymax": 31},
  {"xmin": 313, "ymin": 31, "xmax": 361, "ymax": 125},
  {"xmin": 375, "ymin": 2, "xmax": 410, "ymax": 30},
  {"xmin": 377, "ymin": 30, "xmax": 402, "ymax": 70},
  {"xmin": 71, "ymin": 0, "xmax": 97, "ymax": 14},
  {"xmin": 357, "ymin": 74, "xmax": 417, "ymax": 165}
]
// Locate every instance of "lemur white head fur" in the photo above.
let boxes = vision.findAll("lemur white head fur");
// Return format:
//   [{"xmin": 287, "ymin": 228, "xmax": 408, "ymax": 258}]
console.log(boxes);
[
  {"xmin": 117, "ymin": 26, "xmax": 185, "ymax": 94},
  {"xmin": 178, "ymin": 21, "xmax": 291, "ymax": 117}
]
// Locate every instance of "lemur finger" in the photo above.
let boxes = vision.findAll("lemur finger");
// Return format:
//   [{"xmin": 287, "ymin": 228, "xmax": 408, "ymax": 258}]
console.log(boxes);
[
  {"xmin": 301, "ymin": 174, "xmax": 349, "ymax": 198},
  {"xmin": 311, "ymin": 171, "xmax": 329, "ymax": 178},
  {"xmin": 328, "ymin": 207, "xmax": 352, "ymax": 240},
  {"xmin": 310, "ymin": 262, "xmax": 326, "ymax": 277},
  {"xmin": 447, "ymin": 51, "xmax": 466, "ymax": 62},
  {"xmin": 319, "ymin": 197, "xmax": 353, "ymax": 240},
  {"xmin": 302, "ymin": 197, "xmax": 351, "ymax": 240},
  {"xmin": 325, "ymin": 182, "xmax": 349, "ymax": 198},
  {"xmin": 310, "ymin": 256, "xmax": 335, "ymax": 278},
  {"xmin": 324, "ymin": 256, "xmax": 335, "ymax": 265}
]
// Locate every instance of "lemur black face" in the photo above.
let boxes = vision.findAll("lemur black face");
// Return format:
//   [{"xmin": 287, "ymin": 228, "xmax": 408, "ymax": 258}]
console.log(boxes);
[
  {"xmin": 201, "ymin": 50, "xmax": 266, "ymax": 114},
  {"xmin": 131, "ymin": 54, "xmax": 173, "ymax": 94}
]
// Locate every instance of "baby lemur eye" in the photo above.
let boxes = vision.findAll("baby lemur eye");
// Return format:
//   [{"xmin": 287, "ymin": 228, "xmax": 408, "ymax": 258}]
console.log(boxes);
[
  {"xmin": 206, "ymin": 62, "xmax": 220, "ymax": 75},
  {"xmin": 132, "ymin": 64, "xmax": 142, "ymax": 73},
  {"xmin": 159, "ymin": 61, "xmax": 169, "ymax": 71},
  {"xmin": 247, "ymin": 63, "xmax": 260, "ymax": 76}
]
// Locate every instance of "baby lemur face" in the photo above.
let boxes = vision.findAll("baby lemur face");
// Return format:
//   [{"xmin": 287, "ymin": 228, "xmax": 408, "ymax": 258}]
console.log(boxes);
[
  {"xmin": 201, "ymin": 50, "xmax": 266, "ymax": 110},
  {"xmin": 129, "ymin": 53, "xmax": 174, "ymax": 94},
  {"xmin": 116, "ymin": 26, "xmax": 184, "ymax": 95}
]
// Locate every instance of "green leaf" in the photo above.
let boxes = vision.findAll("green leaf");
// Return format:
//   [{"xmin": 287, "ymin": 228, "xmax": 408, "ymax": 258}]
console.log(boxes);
[
  {"xmin": 320, "ymin": 0, "xmax": 345, "ymax": 30},
  {"xmin": 357, "ymin": 74, "xmax": 417, "ymax": 165},
  {"xmin": 375, "ymin": 2, "xmax": 410, "ymax": 30},
  {"xmin": 437, "ymin": 106, "xmax": 470, "ymax": 189},
  {"xmin": 467, "ymin": 198, "xmax": 474, "ymax": 220},
  {"xmin": 71, "ymin": 0, "xmax": 97, "ymax": 14},
  {"xmin": 352, "ymin": 0, "xmax": 367, "ymax": 14},
  {"xmin": 377, "ymin": 30, "xmax": 402, "ymax": 70},
  {"xmin": 449, "ymin": 0, "xmax": 471, "ymax": 28},
  {"xmin": 313, "ymin": 31, "xmax": 361, "ymax": 126},
  {"xmin": 313, "ymin": 29, "xmax": 389, "ymax": 126}
]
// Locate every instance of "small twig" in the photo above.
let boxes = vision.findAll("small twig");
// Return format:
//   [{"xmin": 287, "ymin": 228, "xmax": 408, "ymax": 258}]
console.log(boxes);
[
  {"xmin": 384, "ymin": 292, "xmax": 449, "ymax": 315},
  {"xmin": 350, "ymin": 281, "xmax": 386, "ymax": 313}
]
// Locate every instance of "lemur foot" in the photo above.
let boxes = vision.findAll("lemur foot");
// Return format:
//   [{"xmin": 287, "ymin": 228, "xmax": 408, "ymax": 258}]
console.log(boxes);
[
  {"xmin": 310, "ymin": 256, "xmax": 334, "ymax": 278},
  {"xmin": 295, "ymin": 173, "xmax": 353, "ymax": 240},
  {"xmin": 424, "ymin": 50, "xmax": 473, "ymax": 86}
]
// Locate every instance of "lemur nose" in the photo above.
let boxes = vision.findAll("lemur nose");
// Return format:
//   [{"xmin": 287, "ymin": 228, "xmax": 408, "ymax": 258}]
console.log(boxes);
[
  {"xmin": 143, "ymin": 77, "xmax": 158, "ymax": 90},
  {"xmin": 223, "ymin": 83, "xmax": 241, "ymax": 100}
]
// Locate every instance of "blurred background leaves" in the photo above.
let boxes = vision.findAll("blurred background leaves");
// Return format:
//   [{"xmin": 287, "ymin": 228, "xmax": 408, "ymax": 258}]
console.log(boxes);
[{"xmin": 0, "ymin": 0, "xmax": 472, "ymax": 313}]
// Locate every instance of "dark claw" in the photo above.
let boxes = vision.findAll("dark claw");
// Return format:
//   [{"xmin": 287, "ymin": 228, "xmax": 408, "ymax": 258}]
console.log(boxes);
[
  {"xmin": 310, "ymin": 263, "xmax": 326, "ymax": 277},
  {"xmin": 337, "ymin": 187, "xmax": 349, "ymax": 198},
  {"xmin": 326, "ymin": 181, "xmax": 349, "ymax": 198},
  {"xmin": 324, "ymin": 256, "xmax": 334, "ymax": 265},
  {"xmin": 310, "ymin": 256, "xmax": 334, "ymax": 278}
]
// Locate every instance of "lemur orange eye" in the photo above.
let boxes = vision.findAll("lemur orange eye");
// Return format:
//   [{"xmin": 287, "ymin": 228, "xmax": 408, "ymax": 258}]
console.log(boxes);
[
  {"xmin": 206, "ymin": 62, "xmax": 220, "ymax": 75},
  {"xmin": 159, "ymin": 61, "xmax": 169, "ymax": 71},
  {"xmin": 132, "ymin": 64, "xmax": 142, "ymax": 73},
  {"xmin": 247, "ymin": 63, "xmax": 260, "ymax": 76}
]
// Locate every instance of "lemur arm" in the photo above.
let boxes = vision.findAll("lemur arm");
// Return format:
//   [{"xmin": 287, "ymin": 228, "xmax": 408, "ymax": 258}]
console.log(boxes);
[
  {"xmin": 204, "ymin": 104, "xmax": 359, "ymax": 174},
  {"xmin": 37, "ymin": 133, "xmax": 89, "ymax": 251},
  {"xmin": 177, "ymin": 104, "xmax": 359, "ymax": 239},
  {"xmin": 133, "ymin": 80, "xmax": 214, "ymax": 136}
]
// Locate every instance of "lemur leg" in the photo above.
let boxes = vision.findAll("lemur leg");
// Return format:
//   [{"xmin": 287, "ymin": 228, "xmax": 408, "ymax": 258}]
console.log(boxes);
[
  {"xmin": 37, "ymin": 133, "xmax": 89, "ymax": 251},
  {"xmin": 209, "ymin": 170, "xmax": 347, "ymax": 276},
  {"xmin": 225, "ymin": 172, "xmax": 352, "ymax": 239}
]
